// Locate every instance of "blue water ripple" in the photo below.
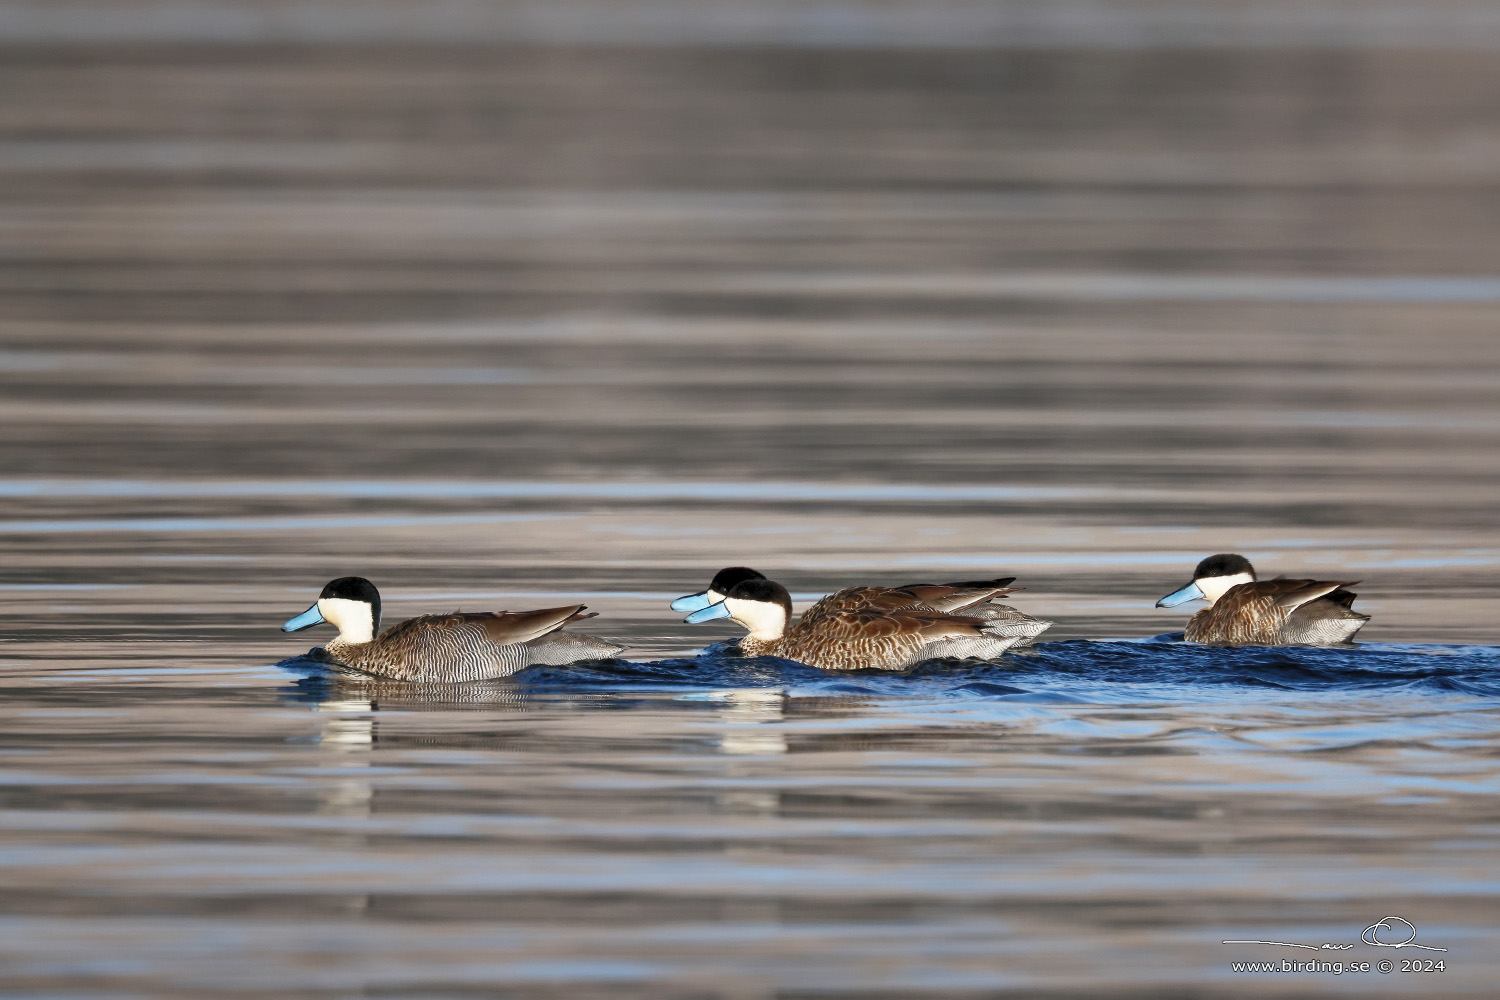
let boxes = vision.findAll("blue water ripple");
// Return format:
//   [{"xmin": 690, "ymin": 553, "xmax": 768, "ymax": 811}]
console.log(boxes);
[{"xmin": 276, "ymin": 638, "xmax": 1500, "ymax": 703}]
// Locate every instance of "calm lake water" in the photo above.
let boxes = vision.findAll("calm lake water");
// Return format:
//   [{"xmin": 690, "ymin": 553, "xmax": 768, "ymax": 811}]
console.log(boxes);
[{"xmin": 2, "ymin": 19, "xmax": 1500, "ymax": 998}]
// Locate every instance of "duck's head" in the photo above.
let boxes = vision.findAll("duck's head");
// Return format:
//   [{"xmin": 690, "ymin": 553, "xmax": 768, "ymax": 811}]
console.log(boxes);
[
  {"xmin": 1156, "ymin": 553, "xmax": 1257, "ymax": 608},
  {"xmin": 283, "ymin": 576, "xmax": 382, "ymax": 643},
  {"xmin": 670, "ymin": 566, "xmax": 767, "ymax": 613},
  {"xmin": 682, "ymin": 578, "xmax": 792, "ymax": 641}
]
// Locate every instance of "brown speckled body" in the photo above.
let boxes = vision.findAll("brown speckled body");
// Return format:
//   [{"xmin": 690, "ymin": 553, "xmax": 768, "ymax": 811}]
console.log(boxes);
[
  {"xmin": 740, "ymin": 603, "xmax": 1013, "ymax": 671},
  {"xmin": 1184, "ymin": 580, "xmax": 1369, "ymax": 646},
  {"xmin": 322, "ymin": 607, "xmax": 623, "ymax": 681}
]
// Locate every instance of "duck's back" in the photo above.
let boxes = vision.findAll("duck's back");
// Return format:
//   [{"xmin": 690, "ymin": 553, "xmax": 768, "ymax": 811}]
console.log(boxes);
[
  {"xmin": 799, "ymin": 581, "xmax": 1016, "ymax": 625},
  {"xmin": 798, "ymin": 587, "xmax": 899, "ymax": 623}
]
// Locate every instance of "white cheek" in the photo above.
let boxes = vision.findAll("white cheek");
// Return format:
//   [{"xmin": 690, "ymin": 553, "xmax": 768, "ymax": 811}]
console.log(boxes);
[
  {"xmin": 727, "ymin": 600, "xmax": 784, "ymax": 640},
  {"xmin": 1198, "ymin": 573, "xmax": 1255, "ymax": 604},
  {"xmin": 318, "ymin": 598, "xmax": 375, "ymax": 642}
]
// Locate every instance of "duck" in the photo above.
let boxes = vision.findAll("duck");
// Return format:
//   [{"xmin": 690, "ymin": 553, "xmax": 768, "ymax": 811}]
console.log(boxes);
[
  {"xmin": 1155, "ymin": 553, "xmax": 1370, "ymax": 646},
  {"xmin": 683, "ymin": 578, "xmax": 1028, "ymax": 671},
  {"xmin": 672, "ymin": 567, "xmax": 1051, "ymax": 643},
  {"xmin": 282, "ymin": 577, "xmax": 626, "ymax": 681}
]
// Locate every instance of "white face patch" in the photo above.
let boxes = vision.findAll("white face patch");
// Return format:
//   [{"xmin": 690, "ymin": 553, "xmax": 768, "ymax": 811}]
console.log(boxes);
[
  {"xmin": 706, "ymin": 589, "xmax": 724, "ymax": 604},
  {"xmin": 1195, "ymin": 572, "xmax": 1255, "ymax": 605},
  {"xmin": 725, "ymin": 596, "xmax": 787, "ymax": 641},
  {"xmin": 318, "ymin": 597, "xmax": 376, "ymax": 643}
]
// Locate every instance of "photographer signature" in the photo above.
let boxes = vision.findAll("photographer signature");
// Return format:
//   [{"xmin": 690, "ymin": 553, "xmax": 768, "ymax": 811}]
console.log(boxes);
[{"xmin": 1223, "ymin": 916, "xmax": 1447, "ymax": 952}]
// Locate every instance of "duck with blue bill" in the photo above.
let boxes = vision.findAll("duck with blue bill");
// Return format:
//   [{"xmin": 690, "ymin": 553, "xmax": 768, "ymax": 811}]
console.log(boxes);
[
  {"xmin": 1157, "ymin": 553, "xmax": 1370, "ymax": 646},
  {"xmin": 674, "ymin": 566, "xmax": 1051, "ymax": 646},
  {"xmin": 684, "ymin": 576, "xmax": 1043, "ymax": 671},
  {"xmin": 283, "ymin": 576, "xmax": 626, "ymax": 681}
]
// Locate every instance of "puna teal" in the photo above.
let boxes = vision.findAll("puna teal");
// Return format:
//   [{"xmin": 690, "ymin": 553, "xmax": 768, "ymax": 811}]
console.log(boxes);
[
  {"xmin": 282, "ymin": 577, "xmax": 626, "ymax": 681},
  {"xmin": 673, "ymin": 567, "xmax": 1051, "ymax": 643},
  {"xmin": 1156, "ymin": 553, "xmax": 1370, "ymax": 646},
  {"xmin": 683, "ymin": 578, "xmax": 1031, "ymax": 671}
]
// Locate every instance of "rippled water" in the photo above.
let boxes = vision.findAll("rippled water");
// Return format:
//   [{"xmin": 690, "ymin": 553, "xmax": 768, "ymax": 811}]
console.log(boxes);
[{"xmin": 4, "ymin": 17, "xmax": 1500, "ymax": 998}]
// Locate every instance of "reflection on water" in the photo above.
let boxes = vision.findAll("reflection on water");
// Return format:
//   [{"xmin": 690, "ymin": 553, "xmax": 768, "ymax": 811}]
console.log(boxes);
[
  {"xmin": 8, "ymin": 645, "xmax": 1498, "ymax": 996},
  {"xmin": 3, "ymin": 14, "xmax": 1500, "ymax": 999}
]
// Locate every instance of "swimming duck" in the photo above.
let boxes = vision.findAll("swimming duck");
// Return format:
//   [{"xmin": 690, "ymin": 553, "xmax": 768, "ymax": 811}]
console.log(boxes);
[
  {"xmin": 282, "ymin": 577, "xmax": 626, "ymax": 681},
  {"xmin": 673, "ymin": 567, "xmax": 1051, "ymax": 643},
  {"xmin": 683, "ymin": 578, "xmax": 1027, "ymax": 671},
  {"xmin": 1156, "ymin": 553, "xmax": 1370, "ymax": 646}
]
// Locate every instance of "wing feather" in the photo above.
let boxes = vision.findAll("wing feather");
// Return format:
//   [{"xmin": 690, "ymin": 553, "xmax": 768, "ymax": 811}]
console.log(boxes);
[
  {"xmin": 893, "ymin": 584, "xmax": 1015, "ymax": 613},
  {"xmin": 471, "ymin": 605, "xmax": 594, "ymax": 646},
  {"xmin": 803, "ymin": 582, "xmax": 1017, "ymax": 622},
  {"xmin": 1258, "ymin": 579, "xmax": 1360, "ymax": 611},
  {"xmin": 379, "ymin": 605, "xmax": 591, "ymax": 649}
]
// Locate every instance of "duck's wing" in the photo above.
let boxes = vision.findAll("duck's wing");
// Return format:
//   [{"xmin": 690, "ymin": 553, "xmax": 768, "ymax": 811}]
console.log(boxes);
[
  {"xmin": 470, "ymin": 605, "xmax": 596, "ymax": 645},
  {"xmin": 380, "ymin": 606, "xmax": 594, "ymax": 651},
  {"xmin": 846, "ymin": 587, "xmax": 925, "ymax": 612},
  {"xmin": 1319, "ymin": 587, "xmax": 1359, "ymax": 609},
  {"xmin": 802, "ymin": 580, "xmax": 1021, "ymax": 621},
  {"xmin": 899, "ymin": 576, "xmax": 1017, "ymax": 591},
  {"xmin": 802, "ymin": 587, "xmax": 954, "ymax": 621},
  {"xmin": 1256, "ymin": 579, "xmax": 1361, "ymax": 613},
  {"xmin": 895, "ymin": 578, "xmax": 1018, "ymax": 611}
]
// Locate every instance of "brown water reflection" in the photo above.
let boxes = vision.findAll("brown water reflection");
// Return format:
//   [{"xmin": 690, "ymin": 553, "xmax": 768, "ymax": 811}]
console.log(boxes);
[{"xmin": 2, "ymin": 16, "xmax": 1500, "ymax": 999}]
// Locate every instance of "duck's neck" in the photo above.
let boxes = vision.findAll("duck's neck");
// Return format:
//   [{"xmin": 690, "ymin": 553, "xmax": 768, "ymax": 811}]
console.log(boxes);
[
  {"xmin": 325, "ymin": 635, "xmax": 370, "ymax": 656},
  {"xmin": 731, "ymin": 603, "xmax": 787, "ymax": 643}
]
